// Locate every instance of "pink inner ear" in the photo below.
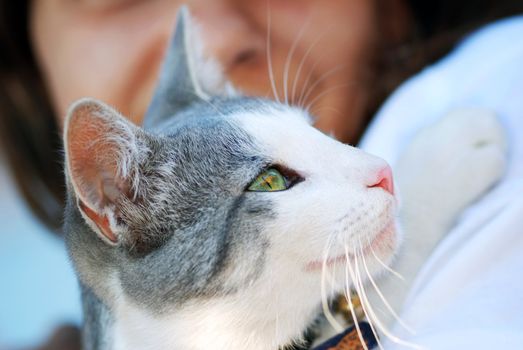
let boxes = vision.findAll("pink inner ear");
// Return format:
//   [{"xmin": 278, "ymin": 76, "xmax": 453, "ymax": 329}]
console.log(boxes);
[
  {"xmin": 79, "ymin": 200, "xmax": 118, "ymax": 243},
  {"xmin": 66, "ymin": 100, "xmax": 130, "ymax": 213}
]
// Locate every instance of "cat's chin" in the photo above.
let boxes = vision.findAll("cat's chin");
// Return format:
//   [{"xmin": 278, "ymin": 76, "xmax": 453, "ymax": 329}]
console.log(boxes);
[
  {"xmin": 303, "ymin": 219, "xmax": 398, "ymax": 274},
  {"xmin": 362, "ymin": 219, "xmax": 398, "ymax": 262}
]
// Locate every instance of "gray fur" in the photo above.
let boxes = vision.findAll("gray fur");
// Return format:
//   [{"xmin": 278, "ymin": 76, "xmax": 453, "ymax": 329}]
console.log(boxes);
[
  {"xmin": 80, "ymin": 285, "xmax": 113, "ymax": 350},
  {"xmin": 117, "ymin": 112, "xmax": 273, "ymax": 310},
  {"xmin": 143, "ymin": 6, "xmax": 207, "ymax": 129},
  {"xmin": 65, "ymin": 104, "xmax": 275, "ymax": 294},
  {"xmin": 64, "ymin": 97, "xmax": 281, "ymax": 348}
]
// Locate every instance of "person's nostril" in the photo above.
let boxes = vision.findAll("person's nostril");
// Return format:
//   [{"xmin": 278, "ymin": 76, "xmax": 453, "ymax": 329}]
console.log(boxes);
[
  {"xmin": 233, "ymin": 49, "xmax": 258, "ymax": 66},
  {"xmin": 192, "ymin": 5, "xmax": 265, "ymax": 74},
  {"xmin": 368, "ymin": 166, "xmax": 394, "ymax": 195}
]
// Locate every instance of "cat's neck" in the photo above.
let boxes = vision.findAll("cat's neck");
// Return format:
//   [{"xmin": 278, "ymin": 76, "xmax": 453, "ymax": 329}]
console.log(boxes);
[
  {"xmin": 111, "ymin": 285, "xmax": 321, "ymax": 350},
  {"xmin": 81, "ymin": 286, "xmax": 115, "ymax": 350}
]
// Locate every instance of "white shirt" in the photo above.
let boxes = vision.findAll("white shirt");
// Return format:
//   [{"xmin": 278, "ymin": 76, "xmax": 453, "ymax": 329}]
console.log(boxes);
[{"xmin": 360, "ymin": 16, "xmax": 523, "ymax": 349}]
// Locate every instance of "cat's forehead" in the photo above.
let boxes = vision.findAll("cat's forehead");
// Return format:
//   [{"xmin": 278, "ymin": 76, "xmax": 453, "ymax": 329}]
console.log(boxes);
[
  {"xmin": 150, "ymin": 97, "xmax": 299, "ymax": 133},
  {"xmin": 164, "ymin": 97, "xmax": 348, "ymax": 173},
  {"xmin": 148, "ymin": 97, "xmax": 312, "ymax": 161},
  {"xmin": 228, "ymin": 104, "xmax": 352, "ymax": 173}
]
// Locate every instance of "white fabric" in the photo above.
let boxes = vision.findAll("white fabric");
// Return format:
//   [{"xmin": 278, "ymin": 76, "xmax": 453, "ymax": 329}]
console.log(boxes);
[{"xmin": 359, "ymin": 16, "xmax": 523, "ymax": 349}]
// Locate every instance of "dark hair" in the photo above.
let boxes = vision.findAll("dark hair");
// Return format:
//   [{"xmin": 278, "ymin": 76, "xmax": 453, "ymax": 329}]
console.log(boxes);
[
  {"xmin": 0, "ymin": 2, "xmax": 64, "ymax": 232},
  {"xmin": 0, "ymin": 1, "xmax": 522, "ymax": 233},
  {"xmin": 370, "ymin": 1, "xmax": 523, "ymax": 120}
]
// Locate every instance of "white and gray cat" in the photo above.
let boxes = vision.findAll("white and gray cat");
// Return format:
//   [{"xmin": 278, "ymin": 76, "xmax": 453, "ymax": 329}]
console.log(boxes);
[{"xmin": 63, "ymin": 7, "xmax": 506, "ymax": 350}]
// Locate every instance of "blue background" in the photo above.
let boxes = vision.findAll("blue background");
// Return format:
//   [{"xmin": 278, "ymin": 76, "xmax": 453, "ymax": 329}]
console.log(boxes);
[{"xmin": 0, "ymin": 158, "xmax": 81, "ymax": 349}]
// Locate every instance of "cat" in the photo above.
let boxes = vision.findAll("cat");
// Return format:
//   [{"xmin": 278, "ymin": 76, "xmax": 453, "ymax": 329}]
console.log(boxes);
[{"xmin": 63, "ymin": 7, "xmax": 506, "ymax": 350}]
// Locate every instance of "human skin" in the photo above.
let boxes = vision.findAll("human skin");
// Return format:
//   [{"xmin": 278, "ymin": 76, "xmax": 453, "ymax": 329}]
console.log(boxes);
[{"xmin": 30, "ymin": 0, "xmax": 409, "ymax": 144}]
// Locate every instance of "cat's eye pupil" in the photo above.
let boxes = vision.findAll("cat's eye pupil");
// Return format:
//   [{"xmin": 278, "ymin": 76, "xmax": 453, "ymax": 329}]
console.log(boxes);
[
  {"xmin": 247, "ymin": 168, "xmax": 288, "ymax": 192},
  {"xmin": 263, "ymin": 175, "xmax": 273, "ymax": 189}
]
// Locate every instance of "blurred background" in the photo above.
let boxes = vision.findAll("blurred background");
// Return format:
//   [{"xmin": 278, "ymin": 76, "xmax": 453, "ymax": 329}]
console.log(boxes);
[
  {"xmin": 0, "ymin": 152, "xmax": 81, "ymax": 349},
  {"xmin": 1, "ymin": 1, "xmax": 522, "ymax": 349}
]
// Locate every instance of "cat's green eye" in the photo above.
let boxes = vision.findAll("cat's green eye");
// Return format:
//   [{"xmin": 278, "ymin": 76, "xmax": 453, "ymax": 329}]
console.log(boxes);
[{"xmin": 248, "ymin": 168, "xmax": 288, "ymax": 192}]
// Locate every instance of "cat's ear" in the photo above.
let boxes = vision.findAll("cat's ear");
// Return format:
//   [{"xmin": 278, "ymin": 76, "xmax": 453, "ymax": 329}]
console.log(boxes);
[
  {"xmin": 143, "ymin": 5, "xmax": 236, "ymax": 129},
  {"xmin": 64, "ymin": 98, "xmax": 147, "ymax": 245}
]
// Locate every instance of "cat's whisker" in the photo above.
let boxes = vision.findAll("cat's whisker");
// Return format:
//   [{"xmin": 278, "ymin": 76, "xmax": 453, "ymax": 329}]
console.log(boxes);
[
  {"xmin": 179, "ymin": 88, "xmax": 228, "ymax": 118},
  {"xmin": 202, "ymin": 98, "xmax": 227, "ymax": 118},
  {"xmin": 321, "ymin": 231, "xmax": 344, "ymax": 333},
  {"xmin": 304, "ymin": 82, "xmax": 355, "ymax": 114},
  {"xmin": 354, "ymin": 247, "xmax": 387, "ymax": 350},
  {"xmin": 298, "ymin": 65, "xmax": 347, "ymax": 108},
  {"xmin": 343, "ymin": 245, "xmax": 374, "ymax": 350},
  {"xmin": 358, "ymin": 238, "xmax": 414, "ymax": 334},
  {"xmin": 354, "ymin": 254, "xmax": 384, "ymax": 350},
  {"xmin": 283, "ymin": 18, "xmax": 310, "ymax": 106},
  {"xmin": 354, "ymin": 249, "xmax": 424, "ymax": 350},
  {"xmin": 296, "ymin": 54, "xmax": 324, "ymax": 108},
  {"xmin": 325, "ymin": 231, "xmax": 340, "ymax": 299},
  {"xmin": 290, "ymin": 24, "xmax": 336, "ymax": 105},
  {"xmin": 309, "ymin": 106, "xmax": 344, "ymax": 121},
  {"xmin": 341, "ymin": 254, "xmax": 358, "ymax": 338},
  {"xmin": 329, "ymin": 238, "xmax": 340, "ymax": 300},
  {"xmin": 370, "ymin": 245, "xmax": 406, "ymax": 282},
  {"xmin": 266, "ymin": 5, "xmax": 280, "ymax": 103},
  {"xmin": 362, "ymin": 227, "xmax": 405, "ymax": 282},
  {"xmin": 295, "ymin": 37, "xmax": 344, "ymax": 108}
]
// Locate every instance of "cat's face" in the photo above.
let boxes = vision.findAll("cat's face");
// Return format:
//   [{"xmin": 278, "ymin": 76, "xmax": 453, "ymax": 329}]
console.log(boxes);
[
  {"xmin": 233, "ymin": 103, "xmax": 397, "ymax": 282},
  {"xmin": 64, "ymin": 95, "xmax": 398, "ymax": 329}
]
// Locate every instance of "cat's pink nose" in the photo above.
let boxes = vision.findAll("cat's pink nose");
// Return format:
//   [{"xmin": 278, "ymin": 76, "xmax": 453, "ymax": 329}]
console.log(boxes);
[{"xmin": 367, "ymin": 165, "xmax": 394, "ymax": 195}]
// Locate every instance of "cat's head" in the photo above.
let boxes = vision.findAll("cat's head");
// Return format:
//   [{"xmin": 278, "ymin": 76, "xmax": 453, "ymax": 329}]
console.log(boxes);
[{"xmin": 63, "ymin": 7, "xmax": 399, "ymax": 347}]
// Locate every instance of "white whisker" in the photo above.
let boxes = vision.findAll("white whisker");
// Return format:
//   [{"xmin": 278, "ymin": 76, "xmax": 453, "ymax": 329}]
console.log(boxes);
[
  {"xmin": 309, "ymin": 106, "xmax": 344, "ymax": 120},
  {"xmin": 296, "ymin": 55, "xmax": 323, "ymax": 107},
  {"xmin": 304, "ymin": 82, "xmax": 354, "ymax": 113},
  {"xmin": 298, "ymin": 65, "xmax": 347, "ymax": 108},
  {"xmin": 266, "ymin": 5, "xmax": 280, "ymax": 103},
  {"xmin": 343, "ymin": 246, "xmax": 373, "ymax": 350},
  {"xmin": 355, "ymin": 249, "xmax": 425, "ymax": 350},
  {"xmin": 291, "ymin": 24, "xmax": 336, "ymax": 105},
  {"xmin": 321, "ymin": 231, "xmax": 344, "ymax": 333},
  {"xmin": 200, "ymin": 97, "xmax": 226, "ymax": 118},
  {"xmin": 370, "ymin": 246, "xmax": 406, "ymax": 282},
  {"xmin": 358, "ymin": 239, "xmax": 414, "ymax": 334},
  {"xmin": 283, "ymin": 19, "xmax": 309, "ymax": 105}
]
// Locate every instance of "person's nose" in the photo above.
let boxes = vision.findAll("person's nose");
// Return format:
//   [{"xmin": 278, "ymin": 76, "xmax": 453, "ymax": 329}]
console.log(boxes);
[{"xmin": 189, "ymin": 2, "xmax": 265, "ymax": 72}]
